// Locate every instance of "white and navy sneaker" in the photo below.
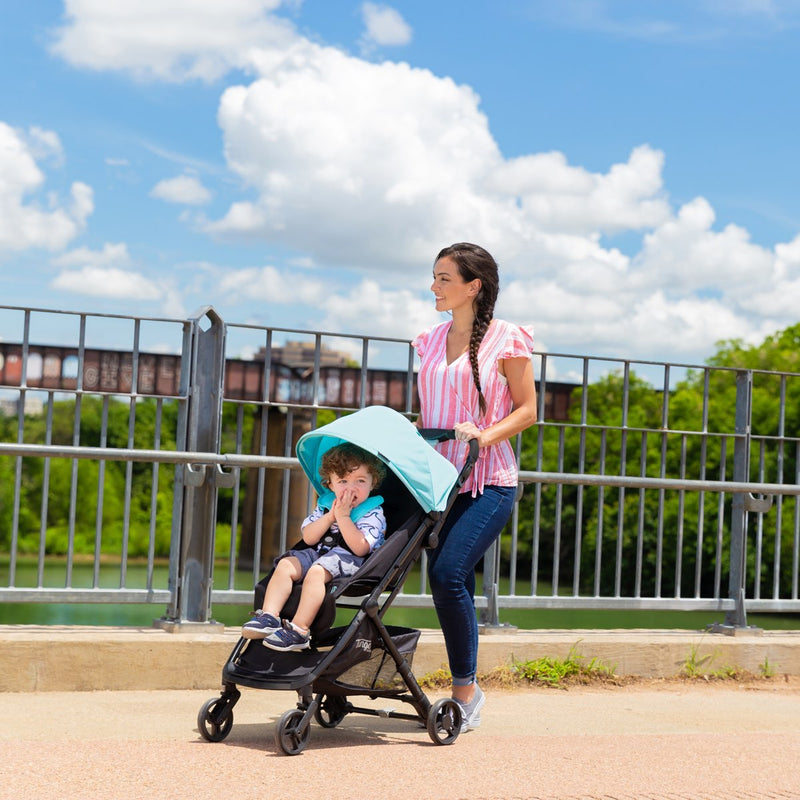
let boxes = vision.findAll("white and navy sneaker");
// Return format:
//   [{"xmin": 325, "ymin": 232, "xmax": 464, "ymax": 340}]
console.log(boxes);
[
  {"xmin": 241, "ymin": 611, "xmax": 282, "ymax": 639},
  {"xmin": 263, "ymin": 621, "xmax": 311, "ymax": 652}
]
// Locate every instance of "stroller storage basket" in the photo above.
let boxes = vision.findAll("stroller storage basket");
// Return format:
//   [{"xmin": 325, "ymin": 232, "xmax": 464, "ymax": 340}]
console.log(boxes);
[{"xmin": 318, "ymin": 622, "xmax": 420, "ymax": 693}]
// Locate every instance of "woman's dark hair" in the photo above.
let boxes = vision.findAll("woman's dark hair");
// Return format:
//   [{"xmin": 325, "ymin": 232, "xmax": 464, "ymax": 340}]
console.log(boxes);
[{"xmin": 435, "ymin": 242, "xmax": 499, "ymax": 416}]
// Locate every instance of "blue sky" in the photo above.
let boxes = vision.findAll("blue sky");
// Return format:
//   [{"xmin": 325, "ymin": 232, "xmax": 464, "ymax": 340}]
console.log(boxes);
[{"xmin": 2, "ymin": 0, "xmax": 800, "ymax": 371}]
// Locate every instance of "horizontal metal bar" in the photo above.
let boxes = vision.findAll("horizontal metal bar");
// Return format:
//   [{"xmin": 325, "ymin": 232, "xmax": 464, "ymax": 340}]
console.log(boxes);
[
  {"xmin": 0, "ymin": 442, "xmax": 297, "ymax": 470},
  {"xmin": 209, "ymin": 590, "xmax": 490, "ymax": 609},
  {"xmin": 0, "ymin": 588, "xmax": 172, "ymax": 603},
  {"xmin": 8, "ymin": 588, "xmax": 792, "ymax": 614},
  {"xmin": 1, "ymin": 443, "xmax": 796, "ymax": 497},
  {"xmin": 494, "ymin": 596, "xmax": 734, "ymax": 611},
  {"xmin": 743, "ymin": 600, "xmax": 800, "ymax": 612},
  {"xmin": 519, "ymin": 469, "xmax": 800, "ymax": 497}
]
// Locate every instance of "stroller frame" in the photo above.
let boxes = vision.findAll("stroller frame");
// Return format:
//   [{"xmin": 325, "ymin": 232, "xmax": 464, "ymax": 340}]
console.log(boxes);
[{"xmin": 197, "ymin": 410, "xmax": 478, "ymax": 755}]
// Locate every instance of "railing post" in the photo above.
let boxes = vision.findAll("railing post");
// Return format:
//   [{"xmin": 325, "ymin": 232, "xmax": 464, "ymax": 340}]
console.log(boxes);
[
  {"xmin": 717, "ymin": 370, "xmax": 759, "ymax": 633},
  {"xmin": 478, "ymin": 486, "xmax": 521, "ymax": 634},
  {"xmin": 156, "ymin": 307, "xmax": 228, "ymax": 631},
  {"xmin": 479, "ymin": 539, "xmax": 502, "ymax": 629}
]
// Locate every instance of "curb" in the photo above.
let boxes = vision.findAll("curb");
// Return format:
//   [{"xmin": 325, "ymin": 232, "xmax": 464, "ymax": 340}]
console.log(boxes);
[{"xmin": 3, "ymin": 625, "xmax": 800, "ymax": 692}]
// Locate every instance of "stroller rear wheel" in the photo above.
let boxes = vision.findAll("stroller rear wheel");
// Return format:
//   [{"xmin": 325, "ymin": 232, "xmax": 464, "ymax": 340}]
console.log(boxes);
[
  {"xmin": 427, "ymin": 698, "xmax": 462, "ymax": 746},
  {"xmin": 275, "ymin": 708, "xmax": 311, "ymax": 755},
  {"xmin": 314, "ymin": 694, "xmax": 350, "ymax": 728}
]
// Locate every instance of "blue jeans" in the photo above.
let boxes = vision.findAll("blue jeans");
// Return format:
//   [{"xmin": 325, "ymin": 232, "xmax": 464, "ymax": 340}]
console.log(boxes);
[{"xmin": 427, "ymin": 485, "xmax": 516, "ymax": 684}]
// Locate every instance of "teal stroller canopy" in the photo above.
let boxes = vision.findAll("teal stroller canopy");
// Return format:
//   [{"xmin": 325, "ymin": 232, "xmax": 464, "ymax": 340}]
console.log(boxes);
[{"xmin": 295, "ymin": 405, "xmax": 459, "ymax": 513}]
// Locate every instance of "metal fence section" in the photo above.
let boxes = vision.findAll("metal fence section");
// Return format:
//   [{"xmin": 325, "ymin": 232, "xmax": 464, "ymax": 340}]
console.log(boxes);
[{"xmin": 1, "ymin": 304, "xmax": 799, "ymax": 631}]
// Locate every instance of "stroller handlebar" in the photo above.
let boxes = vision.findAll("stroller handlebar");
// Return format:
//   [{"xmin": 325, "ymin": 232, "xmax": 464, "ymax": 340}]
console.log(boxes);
[
  {"xmin": 418, "ymin": 428, "xmax": 480, "ymax": 549},
  {"xmin": 418, "ymin": 427, "xmax": 480, "ymax": 479}
]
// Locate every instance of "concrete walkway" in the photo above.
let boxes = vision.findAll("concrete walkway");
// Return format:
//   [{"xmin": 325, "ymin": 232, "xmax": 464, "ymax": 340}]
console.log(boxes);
[
  {"xmin": 3, "ymin": 625, "xmax": 800, "ymax": 799},
  {"xmin": 3, "ymin": 681, "xmax": 799, "ymax": 800}
]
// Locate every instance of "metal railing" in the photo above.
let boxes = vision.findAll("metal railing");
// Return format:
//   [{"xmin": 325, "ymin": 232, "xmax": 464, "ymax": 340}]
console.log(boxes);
[{"xmin": 1, "ymin": 304, "xmax": 799, "ymax": 631}]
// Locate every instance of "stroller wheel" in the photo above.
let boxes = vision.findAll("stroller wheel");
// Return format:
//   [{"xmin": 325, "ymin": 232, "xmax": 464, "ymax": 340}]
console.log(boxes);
[
  {"xmin": 197, "ymin": 696, "xmax": 235, "ymax": 743},
  {"xmin": 427, "ymin": 698, "xmax": 462, "ymax": 746},
  {"xmin": 275, "ymin": 709, "xmax": 311, "ymax": 755},
  {"xmin": 314, "ymin": 695, "xmax": 350, "ymax": 728}
]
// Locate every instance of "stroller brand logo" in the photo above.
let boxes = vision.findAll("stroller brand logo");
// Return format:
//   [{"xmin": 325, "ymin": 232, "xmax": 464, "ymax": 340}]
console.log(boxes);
[{"xmin": 354, "ymin": 638, "xmax": 372, "ymax": 653}]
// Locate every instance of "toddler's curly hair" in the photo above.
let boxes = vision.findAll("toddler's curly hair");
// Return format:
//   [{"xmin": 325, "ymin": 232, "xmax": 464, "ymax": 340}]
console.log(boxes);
[{"xmin": 320, "ymin": 442, "xmax": 386, "ymax": 489}]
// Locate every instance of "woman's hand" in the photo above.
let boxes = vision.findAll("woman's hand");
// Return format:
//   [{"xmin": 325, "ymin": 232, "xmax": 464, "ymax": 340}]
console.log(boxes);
[{"xmin": 454, "ymin": 421, "xmax": 483, "ymax": 446}]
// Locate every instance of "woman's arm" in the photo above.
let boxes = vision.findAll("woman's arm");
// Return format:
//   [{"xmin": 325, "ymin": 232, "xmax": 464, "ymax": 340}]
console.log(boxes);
[{"xmin": 455, "ymin": 356, "xmax": 537, "ymax": 447}]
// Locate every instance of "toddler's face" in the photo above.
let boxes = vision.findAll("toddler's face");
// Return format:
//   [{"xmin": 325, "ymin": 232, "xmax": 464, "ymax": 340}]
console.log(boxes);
[{"xmin": 330, "ymin": 464, "xmax": 374, "ymax": 508}]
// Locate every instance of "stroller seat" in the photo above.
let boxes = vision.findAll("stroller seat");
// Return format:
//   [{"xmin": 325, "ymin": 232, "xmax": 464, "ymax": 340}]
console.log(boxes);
[{"xmin": 250, "ymin": 467, "xmax": 426, "ymax": 640}]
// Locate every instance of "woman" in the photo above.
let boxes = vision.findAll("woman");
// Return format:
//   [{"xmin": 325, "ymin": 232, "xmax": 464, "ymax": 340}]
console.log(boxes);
[{"xmin": 413, "ymin": 242, "xmax": 537, "ymax": 731}]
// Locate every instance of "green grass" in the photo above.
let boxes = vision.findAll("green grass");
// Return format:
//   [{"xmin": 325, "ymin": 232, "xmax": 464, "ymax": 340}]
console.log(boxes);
[
  {"xmin": 419, "ymin": 644, "xmax": 782, "ymax": 690},
  {"xmin": 419, "ymin": 643, "xmax": 619, "ymax": 690}
]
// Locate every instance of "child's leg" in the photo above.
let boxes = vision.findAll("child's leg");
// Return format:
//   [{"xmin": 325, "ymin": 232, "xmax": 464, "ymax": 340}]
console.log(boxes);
[
  {"xmin": 262, "ymin": 556, "xmax": 302, "ymax": 616},
  {"xmin": 242, "ymin": 556, "xmax": 303, "ymax": 639},
  {"xmin": 290, "ymin": 563, "xmax": 332, "ymax": 633}
]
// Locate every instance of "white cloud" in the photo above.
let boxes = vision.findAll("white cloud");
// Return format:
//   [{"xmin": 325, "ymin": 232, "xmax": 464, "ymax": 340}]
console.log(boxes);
[
  {"xmin": 318, "ymin": 279, "xmax": 436, "ymax": 341},
  {"xmin": 633, "ymin": 197, "xmax": 773, "ymax": 293},
  {"xmin": 51, "ymin": 266, "xmax": 162, "ymax": 300},
  {"xmin": 199, "ymin": 30, "xmax": 800, "ymax": 363},
  {"xmin": 49, "ymin": 242, "xmax": 181, "ymax": 312},
  {"xmin": 151, "ymin": 174, "xmax": 212, "ymax": 205},
  {"xmin": 489, "ymin": 145, "xmax": 670, "ymax": 235},
  {"xmin": 25, "ymin": 126, "xmax": 65, "ymax": 165},
  {"xmin": 0, "ymin": 122, "xmax": 93, "ymax": 255},
  {"xmin": 209, "ymin": 43, "xmax": 511, "ymax": 267},
  {"xmin": 52, "ymin": 241, "xmax": 133, "ymax": 269},
  {"xmin": 360, "ymin": 3, "xmax": 413, "ymax": 49},
  {"xmin": 49, "ymin": 0, "xmax": 296, "ymax": 82},
  {"xmin": 217, "ymin": 265, "xmax": 325, "ymax": 305}
]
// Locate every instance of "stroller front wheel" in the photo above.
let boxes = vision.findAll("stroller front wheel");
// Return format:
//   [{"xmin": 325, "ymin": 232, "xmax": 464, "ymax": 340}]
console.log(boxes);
[
  {"xmin": 275, "ymin": 709, "xmax": 311, "ymax": 755},
  {"xmin": 197, "ymin": 696, "xmax": 235, "ymax": 743},
  {"xmin": 427, "ymin": 698, "xmax": 462, "ymax": 746}
]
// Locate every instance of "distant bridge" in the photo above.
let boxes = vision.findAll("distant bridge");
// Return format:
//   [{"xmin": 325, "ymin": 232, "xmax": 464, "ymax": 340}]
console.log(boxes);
[{"xmin": 0, "ymin": 340, "xmax": 575, "ymax": 420}]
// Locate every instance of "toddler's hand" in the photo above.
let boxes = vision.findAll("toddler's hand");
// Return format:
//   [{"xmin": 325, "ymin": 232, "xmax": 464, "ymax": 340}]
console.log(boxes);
[{"xmin": 332, "ymin": 491, "xmax": 355, "ymax": 520}]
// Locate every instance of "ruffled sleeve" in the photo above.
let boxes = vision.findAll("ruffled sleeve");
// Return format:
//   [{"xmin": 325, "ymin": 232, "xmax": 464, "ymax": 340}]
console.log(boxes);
[
  {"xmin": 411, "ymin": 325, "xmax": 434, "ymax": 359},
  {"xmin": 499, "ymin": 322, "xmax": 534, "ymax": 359}
]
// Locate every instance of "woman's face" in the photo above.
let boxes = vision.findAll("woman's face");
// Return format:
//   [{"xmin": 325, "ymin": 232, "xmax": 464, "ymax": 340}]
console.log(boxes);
[{"xmin": 430, "ymin": 256, "xmax": 480, "ymax": 314}]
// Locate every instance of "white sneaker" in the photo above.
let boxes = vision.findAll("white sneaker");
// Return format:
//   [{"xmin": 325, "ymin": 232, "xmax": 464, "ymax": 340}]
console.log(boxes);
[{"xmin": 455, "ymin": 684, "xmax": 485, "ymax": 732}]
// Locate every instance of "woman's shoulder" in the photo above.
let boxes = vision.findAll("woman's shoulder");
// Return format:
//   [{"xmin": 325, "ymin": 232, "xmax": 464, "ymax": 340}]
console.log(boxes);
[
  {"xmin": 489, "ymin": 318, "xmax": 534, "ymax": 347},
  {"xmin": 412, "ymin": 320, "xmax": 450, "ymax": 353}
]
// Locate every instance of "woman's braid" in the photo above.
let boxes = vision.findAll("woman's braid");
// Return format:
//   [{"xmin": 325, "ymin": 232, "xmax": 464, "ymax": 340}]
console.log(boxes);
[
  {"xmin": 435, "ymin": 242, "xmax": 500, "ymax": 419},
  {"xmin": 469, "ymin": 304, "xmax": 492, "ymax": 416}
]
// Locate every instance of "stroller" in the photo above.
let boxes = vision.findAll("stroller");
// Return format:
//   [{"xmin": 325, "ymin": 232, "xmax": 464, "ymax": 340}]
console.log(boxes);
[{"xmin": 197, "ymin": 405, "xmax": 478, "ymax": 754}]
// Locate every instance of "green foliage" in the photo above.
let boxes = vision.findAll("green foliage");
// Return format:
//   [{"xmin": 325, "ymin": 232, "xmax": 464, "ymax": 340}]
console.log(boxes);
[
  {"xmin": 418, "ymin": 644, "xmax": 617, "ymax": 689},
  {"xmin": 512, "ymin": 322, "xmax": 800, "ymax": 599},
  {"xmin": 511, "ymin": 645, "xmax": 616, "ymax": 686},
  {"xmin": 1, "ymin": 397, "xmax": 180, "ymax": 557}
]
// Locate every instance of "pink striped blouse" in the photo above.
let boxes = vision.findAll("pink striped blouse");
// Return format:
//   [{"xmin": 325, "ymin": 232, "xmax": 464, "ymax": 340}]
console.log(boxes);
[{"xmin": 413, "ymin": 319, "xmax": 534, "ymax": 496}]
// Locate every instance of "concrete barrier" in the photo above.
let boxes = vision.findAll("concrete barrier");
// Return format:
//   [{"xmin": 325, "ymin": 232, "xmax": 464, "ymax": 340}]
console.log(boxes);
[{"xmin": 2, "ymin": 625, "xmax": 800, "ymax": 692}]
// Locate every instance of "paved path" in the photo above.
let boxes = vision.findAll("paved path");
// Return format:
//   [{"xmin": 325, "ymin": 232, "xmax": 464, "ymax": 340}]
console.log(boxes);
[{"xmin": 3, "ymin": 680, "xmax": 799, "ymax": 800}]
